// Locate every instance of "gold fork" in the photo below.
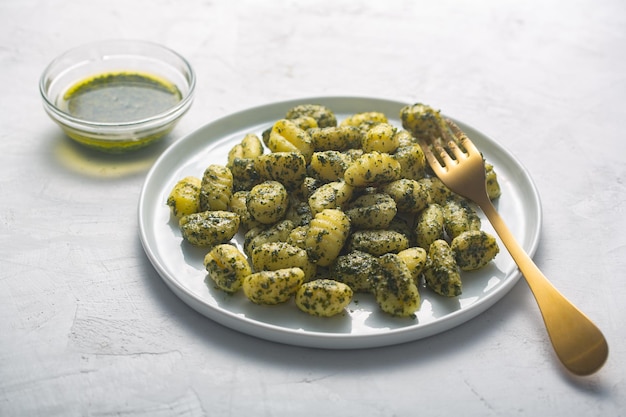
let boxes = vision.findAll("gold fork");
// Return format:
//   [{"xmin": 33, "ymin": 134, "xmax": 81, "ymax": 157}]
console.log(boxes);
[{"xmin": 418, "ymin": 119, "xmax": 608, "ymax": 376}]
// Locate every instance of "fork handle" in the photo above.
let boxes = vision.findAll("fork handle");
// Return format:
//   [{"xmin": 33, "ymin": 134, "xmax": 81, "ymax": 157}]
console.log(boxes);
[{"xmin": 476, "ymin": 196, "xmax": 608, "ymax": 376}]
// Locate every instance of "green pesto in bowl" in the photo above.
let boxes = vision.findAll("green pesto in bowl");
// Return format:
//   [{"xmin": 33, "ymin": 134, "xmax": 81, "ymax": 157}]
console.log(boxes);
[{"xmin": 63, "ymin": 71, "xmax": 182, "ymax": 123}]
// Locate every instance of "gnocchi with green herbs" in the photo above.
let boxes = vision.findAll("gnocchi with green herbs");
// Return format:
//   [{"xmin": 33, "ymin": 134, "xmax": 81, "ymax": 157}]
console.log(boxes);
[{"xmin": 167, "ymin": 102, "xmax": 503, "ymax": 319}]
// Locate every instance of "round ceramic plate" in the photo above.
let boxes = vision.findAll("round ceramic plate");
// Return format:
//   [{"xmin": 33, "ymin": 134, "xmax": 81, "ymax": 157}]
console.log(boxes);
[{"xmin": 138, "ymin": 96, "xmax": 542, "ymax": 349}]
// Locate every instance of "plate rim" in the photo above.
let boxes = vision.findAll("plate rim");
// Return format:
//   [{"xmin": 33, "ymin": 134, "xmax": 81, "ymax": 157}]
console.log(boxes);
[{"xmin": 138, "ymin": 95, "xmax": 542, "ymax": 349}]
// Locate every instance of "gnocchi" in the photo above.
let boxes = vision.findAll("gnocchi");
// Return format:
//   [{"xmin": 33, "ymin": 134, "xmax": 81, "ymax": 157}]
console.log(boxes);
[
  {"xmin": 305, "ymin": 208, "xmax": 351, "ymax": 267},
  {"xmin": 380, "ymin": 178, "xmax": 429, "ymax": 213},
  {"xmin": 424, "ymin": 239, "xmax": 462, "ymax": 297},
  {"xmin": 451, "ymin": 230, "xmax": 499, "ymax": 271},
  {"xmin": 284, "ymin": 197, "xmax": 313, "ymax": 227},
  {"xmin": 200, "ymin": 164, "xmax": 233, "ymax": 212},
  {"xmin": 344, "ymin": 151, "xmax": 402, "ymax": 187},
  {"xmin": 331, "ymin": 250, "xmax": 380, "ymax": 293},
  {"xmin": 243, "ymin": 219, "xmax": 294, "ymax": 257},
  {"xmin": 179, "ymin": 210, "xmax": 240, "ymax": 247},
  {"xmin": 414, "ymin": 203, "xmax": 445, "ymax": 249},
  {"xmin": 443, "ymin": 199, "xmax": 481, "ymax": 239},
  {"xmin": 228, "ymin": 133, "xmax": 264, "ymax": 163},
  {"xmin": 308, "ymin": 150, "xmax": 353, "ymax": 181},
  {"xmin": 247, "ymin": 181, "xmax": 289, "ymax": 224},
  {"xmin": 348, "ymin": 229, "xmax": 410, "ymax": 256},
  {"xmin": 267, "ymin": 119, "xmax": 314, "ymax": 162},
  {"xmin": 374, "ymin": 253, "xmax": 421, "ymax": 317},
  {"xmin": 308, "ymin": 180, "xmax": 354, "ymax": 215},
  {"xmin": 393, "ymin": 144, "xmax": 427, "ymax": 180},
  {"xmin": 251, "ymin": 241, "xmax": 317, "ymax": 281},
  {"xmin": 243, "ymin": 267, "xmax": 305, "ymax": 305},
  {"xmin": 255, "ymin": 152, "xmax": 307, "ymax": 190},
  {"xmin": 485, "ymin": 163, "xmax": 502, "ymax": 200},
  {"xmin": 308, "ymin": 126, "xmax": 362, "ymax": 151},
  {"xmin": 397, "ymin": 247, "xmax": 427, "ymax": 284},
  {"xmin": 285, "ymin": 104, "xmax": 337, "ymax": 128},
  {"xmin": 167, "ymin": 102, "xmax": 503, "ymax": 320},
  {"xmin": 204, "ymin": 244, "xmax": 251, "ymax": 293},
  {"xmin": 345, "ymin": 193, "xmax": 397, "ymax": 230},
  {"xmin": 295, "ymin": 279, "xmax": 353, "ymax": 317},
  {"xmin": 341, "ymin": 111, "xmax": 388, "ymax": 128},
  {"xmin": 361, "ymin": 123, "xmax": 399, "ymax": 153},
  {"xmin": 228, "ymin": 157, "xmax": 261, "ymax": 192},
  {"xmin": 228, "ymin": 190, "xmax": 262, "ymax": 231},
  {"xmin": 167, "ymin": 176, "xmax": 201, "ymax": 219}
]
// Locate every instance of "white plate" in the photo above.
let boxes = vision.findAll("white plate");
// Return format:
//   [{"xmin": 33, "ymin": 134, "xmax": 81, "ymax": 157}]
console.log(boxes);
[{"xmin": 138, "ymin": 96, "xmax": 542, "ymax": 349}]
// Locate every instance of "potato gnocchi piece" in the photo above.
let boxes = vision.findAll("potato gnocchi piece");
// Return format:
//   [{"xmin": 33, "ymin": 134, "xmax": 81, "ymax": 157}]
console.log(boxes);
[
  {"xmin": 344, "ymin": 151, "xmax": 402, "ymax": 187},
  {"xmin": 308, "ymin": 126, "xmax": 362, "ymax": 151},
  {"xmin": 394, "ymin": 129, "xmax": 416, "ymax": 148},
  {"xmin": 451, "ymin": 230, "xmax": 499, "ymax": 271},
  {"xmin": 200, "ymin": 164, "xmax": 233, "ymax": 212},
  {"xmin": 443, "ymin": 199, "xmax": 481, "ymax": 239},
  {"xmin": 295, "ymin": 279, "xmax": 353, "ymax": 317},
  {"xmin": 485, "ymin": 163, "xmax": 502, "ymax": 200},
  {"xmin": 228, "ymin": 157, "xmax": 261, "ymax": 191},
  {"xmin": 247, "ymin": 181, "xmax": 289, "ymax": 224},
  {"xmin": 400, "ymin": 103, "xmax": 448, "ymax": 141},
  {"xmin": 343, "ymin": 148, "xmax": 364, "ymax": 161},
  {"xmin": 243, "ymin": 219, "xmax": 294, "ymax": 257},
  {"xmin": 267, "ymin": 119, "xmax": 314, "ymax": 162},
  {"xmin": 286, "ymin": 225, "xmax": 309, "ymax": 249},
  {"xmin": 345, "ymin": 193, "xmax": 397, "ymax": 230},
  {"xmin": 305, "ymin": 209, "xmax": 351, "ymax": 267},
  {"xmin": 179, "ymin": 210, "xmax": 240, "ymax": 247},
  {"xmin": 288, "ymin": 115, "xmax": 318, "ymax": 131},
  {"xmin": 374, "ymin": 253, "xmax": 421, "ymax": 317},
  {"xmin": 394, "ymin": 144, "xmax": 427, "ymax": 180},
  {"xmin": 295, "ymin": 176, "xmax": 324, "ymax": 201},
  {"xmin": 284, "ymin": 196, "xmax": 313, "ymax": 227},
  {"xmin": 243, "ymin": 267, "xmax": 305, "ymax": 305},
  {"xmin": 331, "ymin": 250, "xmax": 380, "ymax": 293},
  {"xmin": 228, "ymin": 133, "xmax": 264, "ymax": 163},
  {"xmin": 285, "ymin": 104, "xmax": 337, "ymax": 128},
  {"xmin": 254, "ymin": 152, "xmax": 307, "ymax": 190},
  {"xmin": 397, "ymin": 247, "xmax": 427, "ymax": 284},
  {"xmin": 203, "ymin": 244, "xmax": 251, "ymax": 293},
  {"xmin": 424, "ymin": 239, "xmax": 462, "ymax": 297},
  {"xmin": 414, "ymin": 203, "xmax": 445, "ymax": 249},
  {"xmin": 341, "ymin": 111, "xmax": 388, "ymax": 127},
  {"xmin": 421, "ymin": 177, "xmax": 455, "ymax": 205},
  {"xmin": 167, "ymin": 176, "xmax": 201, "ymax": 219},
  {"xmin": 251, "ymin": 241, "xmax": 316, "ymax": 281},
  {"xmin": 362, "ymin": 123, "xmax": 399, "ymax": 153},
  {"xmin": 309, "ymin": 150, "xmax": 352, "ymax": 181},
  {"xmin": 228, "ymin": 191, "xmax": 261, "ymax": 231},
  {"xmin": 348, "ymin": 229, "xmax": 409, "ymax": 256},
  {"xmin": 387, "ymin": 216, "xmax": 413, "ymax": 241},
  {"xmin": 308, "ymin": 180, "xmax": 354, "ymax": 216},
  {"xmin": 380, "ymin": 179, "xmax": 429, "ymax": 213}
]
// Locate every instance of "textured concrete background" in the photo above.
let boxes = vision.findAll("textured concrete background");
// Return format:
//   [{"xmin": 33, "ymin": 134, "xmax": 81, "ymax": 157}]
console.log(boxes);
[{"xmin": 1, "ymin": 0, "xmax": 625, "ymax": 415}]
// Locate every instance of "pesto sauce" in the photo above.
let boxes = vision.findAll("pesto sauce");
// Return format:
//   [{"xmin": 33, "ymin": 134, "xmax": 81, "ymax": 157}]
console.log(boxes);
[{"xmin": 62, "ymin": 71, "xmax": 182, "ymax": 123}]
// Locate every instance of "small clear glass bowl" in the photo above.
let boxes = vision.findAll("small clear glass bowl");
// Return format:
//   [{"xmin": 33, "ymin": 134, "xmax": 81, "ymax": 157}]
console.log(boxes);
[{"xmin": 39, "ymin": 40, "xmax": 196, "ymax": 152}]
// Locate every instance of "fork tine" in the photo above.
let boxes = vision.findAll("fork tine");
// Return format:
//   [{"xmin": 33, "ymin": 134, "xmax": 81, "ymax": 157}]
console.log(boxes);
[
  {"xmin": 446, "ymin": 119, "xmax": 480, "ymax": 156},
  {"xmin": 447, "ymin": 140, "xmax": 466, "ymax": 161},
  {"xmin": 436, "ymin": 141, "xmax": 457, "ymax": 167},
  {"xmin": 418, "ymin": 139, "xmax": 446, "ymax": 176}
]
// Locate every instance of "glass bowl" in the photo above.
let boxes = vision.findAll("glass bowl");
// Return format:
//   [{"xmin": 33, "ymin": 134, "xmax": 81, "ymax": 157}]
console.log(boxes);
[{"xmin": 39, "ymin": 40, "xmax": 196, "ymax": 152}]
